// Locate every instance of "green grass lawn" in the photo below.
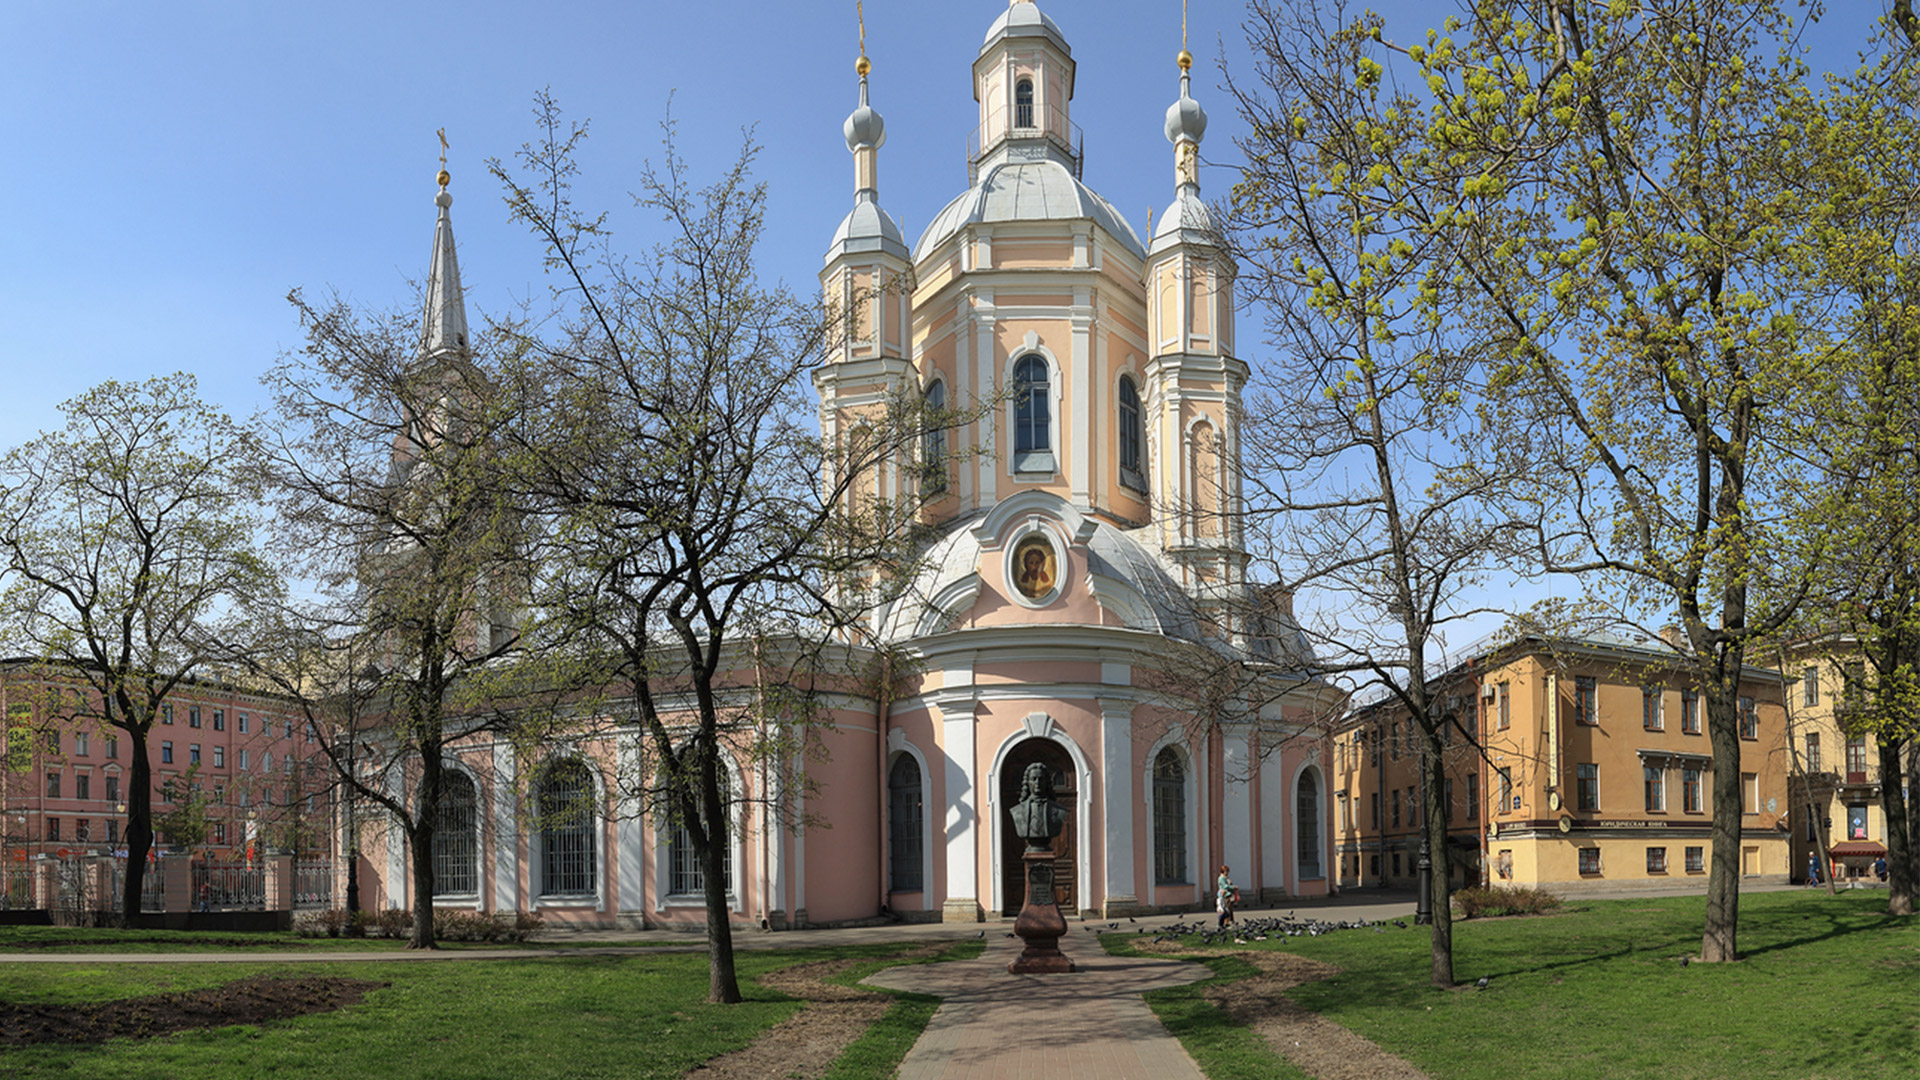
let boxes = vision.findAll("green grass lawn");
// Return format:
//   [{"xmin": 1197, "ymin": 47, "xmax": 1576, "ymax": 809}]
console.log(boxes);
[
  {"xmin": 0, "ymin": 941, "xmax": 969, "ymax": 1080},
  {"xmin": 1117, "ymin": 888, "xmax": 1918, "ymax": 1080}
]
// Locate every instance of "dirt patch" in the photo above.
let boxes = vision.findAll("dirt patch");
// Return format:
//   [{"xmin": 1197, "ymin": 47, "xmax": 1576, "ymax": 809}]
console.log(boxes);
[
  {"xmin": 1, "ymin": 976, "xmax": 388, "ymax": 1046},
  {"xmin": 1139, "ymin": 943, "xmax": 1431, "ymax": 1080},
  {"xmin": 688, "ymin": 946, "xmax": 944, "ymax": 1080}
]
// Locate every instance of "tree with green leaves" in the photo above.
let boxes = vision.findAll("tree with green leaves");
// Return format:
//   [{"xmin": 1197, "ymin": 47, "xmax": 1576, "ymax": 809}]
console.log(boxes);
[
  {"xmin": 493, "ymin": 95, "xmax": 953, "ymax": 1003},
  {"xmin": 0, "ymin": 374, "xmax": 276, "ymax": 921}
]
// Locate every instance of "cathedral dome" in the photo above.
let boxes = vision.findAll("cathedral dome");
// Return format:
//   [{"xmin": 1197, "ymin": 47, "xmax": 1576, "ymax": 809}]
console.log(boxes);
[
  {"xmin": 912, "ymin": 158, "xmax": 1144, "ymax": 263},
  {"xmin": 981, "ymin": 2, "xmax": 1069, "ymax": 53}
]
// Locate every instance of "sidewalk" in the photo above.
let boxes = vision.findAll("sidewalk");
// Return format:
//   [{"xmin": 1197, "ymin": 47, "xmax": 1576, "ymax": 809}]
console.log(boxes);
[{"xmin": 863, "ymin": 932, "xmax": 1211, "ymax": 1080}]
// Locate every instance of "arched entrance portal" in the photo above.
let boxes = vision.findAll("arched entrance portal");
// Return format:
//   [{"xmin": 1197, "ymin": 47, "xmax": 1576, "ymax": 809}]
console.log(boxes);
[{"xmin": 1000, "ymin": 739, "xmax": 1077, "ymax": 915}]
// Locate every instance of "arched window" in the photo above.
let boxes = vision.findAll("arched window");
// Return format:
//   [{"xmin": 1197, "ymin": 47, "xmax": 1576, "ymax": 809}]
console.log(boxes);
[
  {"xmin": 922, "ymin": 379, "xmax": 948, "ymax": 494},
  {"xmin": 1118, "ymin": 376, "xmax": 1146, "ymax": 492},
  {"xmin": 888, "ymin": 754, "xmax": 924, "ymax": 891},
  {"xmin": 1012, "ymin": 355, "xmax": 1052, "ymax": 471},
  {"xmin": 433, "ymin": 771, "xmax": 478, "ymax": 896},
  {"xmin": 1152, "ymin": 747, "xmax": 1187, "ymax": 885},
  {"xmin": 537, "ymin": 759, "xmax": 596, "ymax": 896},
  {"xmin": 1297, "ymin": 770, "xmax": 1323, "ymax": 880},
  {"xmin": 668, "ymin": 767, "xmax": 732, "ymax": 897},
  {"xmin": 1015, "ymin": 77, "xmax": 1035, "ymax": 129}
]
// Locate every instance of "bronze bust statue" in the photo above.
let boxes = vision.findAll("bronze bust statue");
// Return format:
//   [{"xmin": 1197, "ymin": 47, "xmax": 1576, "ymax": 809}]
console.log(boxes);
[{"xmin": 1009, "ymin": 761, "xmax": 1067, "ymax": 852}]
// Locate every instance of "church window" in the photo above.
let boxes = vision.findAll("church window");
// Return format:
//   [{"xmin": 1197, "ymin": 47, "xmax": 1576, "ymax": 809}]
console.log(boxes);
[
  {"xmin": 1012, "ymin": 355, "xmax": 1052, "ymax": 472},
  {"xmin": 1015, "ymin": 77, "xmax": 1035, "ymax": 129},
  {"xmin": 1118, "ymin": 376, "xmax": 1146, "ymax": 492},
  {"xmin": 433, "ymin": 771, "xmax": 479, "ymax": 896},
  {"xmin": 537, "ymin": 759, "xmax": 596, "ymax": 896},
  {"xmin": 888, "ymin": 755, "xmax": 924, "ymax": 891},
  {"xmin": 1297, "ymin": 770, "xmax": 1323, "ymax": 880},
  {"xmin": 668, "ymin": 766, "xmax": 733, "ymax": 897},
  {"xmin": 922, "ymin": 379, "xmax": 948, "ymax": 494},
  {"xmin": 1152, "ymin": 748, "xmax": 1187, "ymax": 885}
]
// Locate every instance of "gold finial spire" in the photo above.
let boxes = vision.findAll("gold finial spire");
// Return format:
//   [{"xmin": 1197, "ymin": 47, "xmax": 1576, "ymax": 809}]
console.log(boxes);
[
  {"xmin": 436, "ymin": 128, "xmax": 450, "ymax": 188},
  {"xmin": 1178, "ymin": 0, "xmax": 1192, "ymax": 70},
  {"xmin": 855, "ymin": 1, "xmax": 870, "ymax": 76}
]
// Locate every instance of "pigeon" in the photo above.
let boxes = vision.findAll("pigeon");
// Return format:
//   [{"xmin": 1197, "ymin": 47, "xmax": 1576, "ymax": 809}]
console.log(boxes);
[
  {"xmin": 1680, "ymin": 955, "xmax": 1690, "ymax": 967},
  {"xmin": 1475, "ymin": 975, "xmax": 1491, "ymax": 990},
  {"xmin": 974, "ymin": 930, "xmax": 986, "ymax": 939}
]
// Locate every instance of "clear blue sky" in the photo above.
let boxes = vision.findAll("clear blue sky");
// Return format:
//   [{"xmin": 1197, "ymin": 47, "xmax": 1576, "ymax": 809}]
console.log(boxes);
[{"xmin": 0, "ymin": 0, "xmax": 1877, "ymax": 650}]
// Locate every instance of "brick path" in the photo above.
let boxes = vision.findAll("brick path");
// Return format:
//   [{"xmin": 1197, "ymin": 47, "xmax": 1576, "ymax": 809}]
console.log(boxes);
[{"xmin": 863, "ymin": 933, "xmax": 1210, "ymax": 1080}]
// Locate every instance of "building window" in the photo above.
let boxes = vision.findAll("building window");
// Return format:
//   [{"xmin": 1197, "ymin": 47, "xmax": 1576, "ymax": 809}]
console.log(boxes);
[
  {"xmin": 1742, "ymin": 772, "xmax": 1758, "ymax": 814},
  {"xmin": 238, "ymin": 713, "xmax": 249, "ymax": 734},
  {"xmin": 189, "ymin": 744, "xmax": 201, "ymax": 766},
  {"xmin": 262, "ymin": 752, "xmax": 272, "ymax": 774},
  {"xmin": 667, "ymin": 767, "xmax": 733, "ymax": 898},
  {"xmin": 239, "ymin": 749, "xmax": 250, "ymax": 771},
  {"xmin": 1576, "ymin": 763, "xmax": 1599, "ymax": 811},
  {"xmin": 1738, "ymin": 697, "xmax": 1757, "ymax": 740},
  {"xmin": 1466, "ymin": 772, "xmax": 1479, "ymax": 820},
  {"xmin": 1805, "ymin": 733, "xmax": 1821, "ymax": 773},
  {"xmin": 888, "ymin": 754, "xmax": 924, "ymax": 892},
  {"xmin": 1681, "ymin": 691, "xmax": 1700, "ymax": 734},
  {"xmin": 1684, "ymin": 845, "xmax": 1704, "ymax": 873},
  {"xmin": 106, "ymin": 775, "xmax": 119, "ymax": 803},
  {"xmin": 1389, "ymin": 720, "xmax": 1400, "ymax": 760},
  {"xmin": 212, "ymin": 746, "xmax": 224, "ymax": 768},
  {"xmin": 1574, "ymin": 677, "xmax": 1598, "ymax": 725},
  {"xmin": 75, "ymin": 731, "xmax": 89, "ymax": 756},
  {"xmin": 75, "ymin": 772, "xmax": 90, "ymax": 801},
  {"xmin": 1846, "ymin": 736, "xmax": 1868, "ymax": 780},
  {"xmin": 1118, "ymin": 376, "xmax": 1146, "ymax": 492},
  {"xmin": 1848, "ymin": 803, "xmax": 1868, "ymax": 840},
  {"xmin": 1803, "ymin": 666, "xmax": 1819, "ymax": 707},
  {"xmin": 107, "ymin": 819, "xmax": 119, "ymax": 844},
  {"xmin": 44, "ymin": 729, "xmax": 59, "ymax": 755},
  {"xmin": 213, "ymin": 822, "xmax": 226, "ymax": 845},
  {"xmin": 1152, "ymin": 747, "xmax": 1188, "ymax": 885},
  {"xmin": 434, "ymin": 771, "xmax": 480, "ymax": 896},
  {"xmin": 1643, "ymin": 688, "xmax": 1663, "ymax": 731},
  {"xmin": 1012, "ymin": 354, "xmax": 1051, "ymax": 469},
  {"xmin": 161, "ymin": 741, "xmax": 173, "ymax": 765},
  {"xmin": 1644, "ymin": 765, "xmax": 1665, "ymax": 812},
  {"xmin": 921, "ymin": 379, "xmax": 948, "ymax": 494},
  {"xmin": 1369, "ymin": 853, "xmax": 1380, "ymax": 877},
  {"xmin": 305, "ymin": 721, "xmax": 315, "ymax": 743},
  {"xmin": 162, "ymin": 704, "xmax": 173, "ymax": 725},
  {"xmin": 189, "ymin": 706, "xmax": 200, "ymax": 729},
  {"xmin": 105, "ymin": 736, "xmax": 117, "ymax": 759},
  {"xmin": 1391, "ymin": 788, "xmax": 1401, "ymax": 827},
  {"xmin": 1578, "ymin": 847, "xmax": 1601, "ymax": 874},
  {"xmin": 1370, "ymin": 790, "xmax": 1380, "ymax": 828},
  {"xmin": 46, "ymin": 771, "xmax": 61, "ymax": 798},
  {"xmin": 1014, "ymin": 76, "xmax": 1035, "ymax": 128},
  {"xmin": 1497, "ymin": 682, "xmax": 1511, "ymax": 729},
  {"xmin": 1682, "ymin": 767, "xmax": 1703, "ymax": 813},
  {"xmin": 213, "ymin": 709, "xmax": 225, "ymax": 731},
  {"xmin": 1496, "ymin": 849, "xmax": 1513, "ymax": 880},
  {"xmin": 1297, "ymin": 770, "xmax": 1322, "ymax": 880},
  {"xmin": 537, "ymin": 759, "xmax": 597, "ymax": 896},
  {"xmin": 1646, "ymin": 846, "xmax": 1667, "ymax": 874},
  {"xmin": 46, "ymin": 817, "xmax": 59, "ymax": 842},
  {"xmin": 1498, "ymin": 767, "xmax": 1513, "ymax": 812},
  {"xmin": 1392, "ymin": 851, "xmax": 1402, "ymax": 878}
]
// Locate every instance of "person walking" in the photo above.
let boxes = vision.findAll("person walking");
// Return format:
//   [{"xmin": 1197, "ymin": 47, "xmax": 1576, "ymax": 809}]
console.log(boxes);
[{"xmin": 1215, "ymin": 864, "xmax": 1237, "ymax": 928}]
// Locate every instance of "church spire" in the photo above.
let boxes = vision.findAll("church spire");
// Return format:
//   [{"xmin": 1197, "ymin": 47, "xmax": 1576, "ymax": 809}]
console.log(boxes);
[
  {"xmin": 845, "ymin": 3, "xmax": 886, "ymax": 204},
  {"xmin": 422, "ymin": 130, "xmax": 469, "ymax": 361}
]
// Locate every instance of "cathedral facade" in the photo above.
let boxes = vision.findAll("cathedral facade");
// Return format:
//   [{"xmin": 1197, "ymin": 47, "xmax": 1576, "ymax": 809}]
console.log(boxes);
[{"xmin": 361, "ymin": 1, "xmax": 1336, "ymax": 928}]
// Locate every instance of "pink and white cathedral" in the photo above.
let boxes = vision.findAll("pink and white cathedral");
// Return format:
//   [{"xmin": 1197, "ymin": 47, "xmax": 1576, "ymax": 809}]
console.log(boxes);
[{"xmin": 363, "ymin": 1, "xmax": 1337, "ymax": 927}]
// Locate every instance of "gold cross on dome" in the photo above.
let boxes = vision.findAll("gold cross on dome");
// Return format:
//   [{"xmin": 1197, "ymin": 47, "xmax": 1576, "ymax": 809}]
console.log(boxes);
[{"xmin": 436, "ymin": 128, "xmax": 449, "ymax": 168}]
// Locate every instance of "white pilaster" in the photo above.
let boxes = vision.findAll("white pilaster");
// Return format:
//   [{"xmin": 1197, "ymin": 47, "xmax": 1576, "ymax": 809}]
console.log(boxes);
[
  {"xmin": 616, "ymin": 735, "xmax": 643, "ymax": 913},
  {"xmin": 491, "ymin": 742, "xmax": 518, "ymax": 912},
  {"xmin": 934, "ymin": 675, "xmax": 981, "ymax": 921},
  {"xmin": 1223, "ymin": 729, "xmax": 1253, "ymax": 893},
  {"xmin": 1070, "ymin": 287, "xmax": 1092, "ymax": 504},
  {"xmin": 1100, "ymin": 697, "xmax": 1135, "ymax": 909}
]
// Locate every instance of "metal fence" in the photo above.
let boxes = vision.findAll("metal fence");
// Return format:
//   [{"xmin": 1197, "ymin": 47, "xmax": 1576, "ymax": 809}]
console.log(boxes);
[
  {"xmin": 191, "ymin": 861, "xmax": 265, "ymax": 911},
  {"xmin": 2, "ymin": 866, "xmax": 31, "ymax": 909},
  {"xmin": 292, "ymin": 859, "xmax": 333, "ymax": 909}
]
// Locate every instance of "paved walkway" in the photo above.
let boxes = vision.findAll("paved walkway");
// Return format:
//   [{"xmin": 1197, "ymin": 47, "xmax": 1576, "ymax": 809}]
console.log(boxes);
[{"xmin": 864, "ymin": 933, "xmax": 1211, "ymax": 1080}]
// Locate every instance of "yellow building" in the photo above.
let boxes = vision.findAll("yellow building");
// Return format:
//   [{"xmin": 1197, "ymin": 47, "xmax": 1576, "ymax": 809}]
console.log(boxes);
[
  {"xmin": 1332, "ymin": 635, "xmax": 1793, "ymax": 894},
  {"xmin": 1777, "ymin": 641, "xmax": 1898, "ymax": 883}
]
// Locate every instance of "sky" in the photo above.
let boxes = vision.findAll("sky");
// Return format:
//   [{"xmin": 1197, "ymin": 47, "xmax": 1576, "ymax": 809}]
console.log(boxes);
[{"xmin": 0, "ymin": 0, "xmax": 1880, "ymax": 655}]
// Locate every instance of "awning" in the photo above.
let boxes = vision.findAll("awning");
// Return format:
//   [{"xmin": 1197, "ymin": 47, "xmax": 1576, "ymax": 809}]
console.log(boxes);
[{"xmin": 1827, "ymin": 841, "xmax": 1886, "ymax": 858}]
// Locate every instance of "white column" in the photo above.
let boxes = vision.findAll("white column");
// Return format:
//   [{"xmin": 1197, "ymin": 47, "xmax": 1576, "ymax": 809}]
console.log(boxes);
[
  {"xmin": 491, "ymin": 742, "xmax": 518, "ymax": 912},
  {"xmin": 1070, "ymin": 287, "xmax": 1092, "ymax": 504},
  {"xmin": 616, "ymin": 735, "xmax": 643, "ymax": 914},
  {"xmin": 1261, "ymin": 750, "xmax": 1290, "ymax": 894},
  {"xmin": 973, "ymin": 297, "xmax": 998, "ymax": 504},
  {"xmin": 935, "ymin": 679, "xmax": 981, "ymax": 922},
  {"xmin": 385, "ymin": 769, "xmax": 406, "ymax": 910},
  {"xmin": 1100, "ymin": 697, "xmax": 1135, "ymax": 911},
  {"xmin": 766, "ymin": 755, "xmax": 787, "ymax": 924},
  {"xmin": 1223, "ymin": 729, "xmax": 1253, "ymax": 894}
]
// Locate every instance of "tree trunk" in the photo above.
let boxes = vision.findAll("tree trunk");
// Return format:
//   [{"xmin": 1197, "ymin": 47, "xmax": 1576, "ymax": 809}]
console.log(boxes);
[
  {"xmin": 1423, "ymin": 733, "xmax": 1455, "ymax": 987},
  {"xmin": 408, "ymin": 818, "xmax": 438, "ymax": 949},
  {"xmin": 121, "ymin": 732, "xmax": 154, "ymax": 924},
  {"xmin": 1701, "ymin": 679, "xmax": 1744, "ymax": 962},
  {"xmin": 1881, "ymin": 736, "xmax": 1914, "ymax": 916},
  {"xmin": 704, "ymin": 817, "xmax": 741, "ymax": 1003}
]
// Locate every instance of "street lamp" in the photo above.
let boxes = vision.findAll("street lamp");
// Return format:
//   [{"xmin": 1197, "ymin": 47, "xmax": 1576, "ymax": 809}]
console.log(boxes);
[{"xmin": 1415, "ymin": 751, "xmax": 1433, "ymax": 925}]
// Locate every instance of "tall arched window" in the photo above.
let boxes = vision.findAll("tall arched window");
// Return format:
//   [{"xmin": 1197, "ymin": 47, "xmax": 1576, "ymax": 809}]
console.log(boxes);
[
  {"xmin": 922, "ymin": 379, "xmax": 948, "ymax": 494},
  {"xmin": 1013, "ymin": 355, "xmax": 1051, "ymax": 472},
  {"xmin": 433, "ymin": 771, "xmax": 478, "ymax": 896},
  {"xmin": 1152, "ymin": 747, "xmax": 1188, "ymax": 885},
  {"xmin": 1118, "ymin": 376, "xmax": 1145, "ymax": 492},
  {"xmin": 668, "ymin": 768, "xmax": 732, "ymax": 897},
  {"xmin": 1015, "ymin": 77, "xmax": 1035, "ymax": 129},
  {"xmin": 537, "ymin": 759, "xmax": 596, "ymax": 896},
  {"xmin": 888, "ymin": 755, "xmax": 924, "ymax": 891},
  {"xmin": 1297, "ymin": 770, "xmax": 1323, "ymax": 880}
]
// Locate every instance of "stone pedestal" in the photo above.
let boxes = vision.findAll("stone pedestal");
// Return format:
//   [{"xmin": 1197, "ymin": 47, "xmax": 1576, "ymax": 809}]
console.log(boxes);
[{"xmin": 1008, "ymin": 850, "xmax": 1075, "ymax": 974}]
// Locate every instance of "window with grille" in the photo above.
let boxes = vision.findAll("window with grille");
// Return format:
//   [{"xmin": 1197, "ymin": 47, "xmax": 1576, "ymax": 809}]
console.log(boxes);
[
  {"xmin": 1152, "ymin": 747, "xmax": 1187, "ymax": 885},
  {"xmin": 538, "ymin": 759, "xmax": 596, "ymax": 896},
  {"xmin": 1296, "ymin": 770, "xmax": 1322, "ymax": 880},
  {"xmin": 668, "ymin": 768, "xmax": 732, "ymax": 897},
  {"xmin": 434, "ymin": 771, "xmax": 479, "ymax": 896},
  {"xmin": 1578, "ymin": 847, "xmax": 1601, "ymax": 874},
  {"xmin": 1684, "ymin": 845, "xmax": 1704, "ymax": 872},
  {"xmin": 1646, "ymin": 846, "xmax": 1667, "ymax": 874},
  {"xmin": 1118, "ymin": 376, "xmax": 1146, "ymax": 492},
  {"xmin": 887, "ymin": 755, "xmax": 924, "ymax": 892},
  {"xmin": 1014, "ymin": 77, "xmax": 1035, "ymax": 128},
  {"xmin": 922, "ymin": 380, "xmax": 948, "ymax": 494}
]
